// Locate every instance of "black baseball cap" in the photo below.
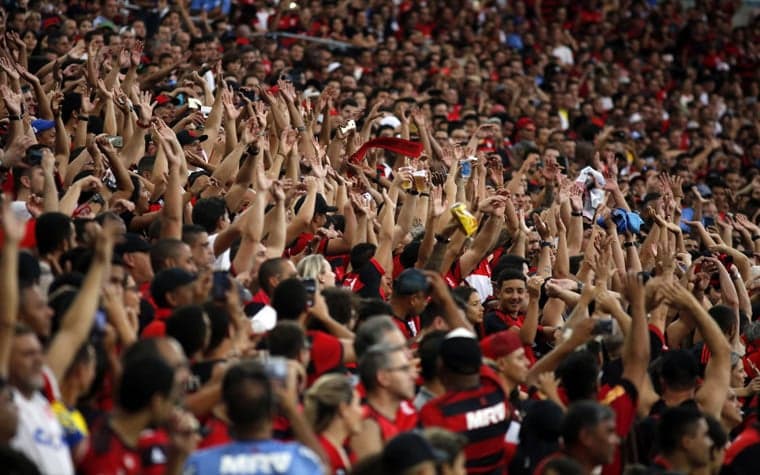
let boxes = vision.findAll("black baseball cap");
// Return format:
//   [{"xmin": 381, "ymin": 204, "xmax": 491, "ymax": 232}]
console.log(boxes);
[
  {"xmin": 382, "ymin": 431, "xmax": 447, "ymax": 473},
  {"xmin": 177, "ymin": 129, "xmax": 208, "ymax": 146},
  {"xmin": 393, "ymin": 268, "xmax": 430, "ymax": 296},
  {"xmin": 439, "ymin": 328, "xmax": 482, "ymax": 375},
  {"xmin": 115, "ymin": 233, "xmax": 151, "ymax": 255},
  {"xmin": 294, "ymin": 193, "xmax": 338, "ymax": 215},
  {"xmin": 151, "ymin": 268, "xmax": 197, "ymax": 308}
]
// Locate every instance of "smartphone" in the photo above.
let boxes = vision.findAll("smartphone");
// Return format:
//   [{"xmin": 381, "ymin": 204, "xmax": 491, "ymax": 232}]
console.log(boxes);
[
  {"xmin": 302, "ymin": 277, "xmax": 316, "ymax": 307},
  {"xmin": 703, "ymin": 216, "xmax": 715, "ymax": 227},
  {"xmin": 362, "ymin": 192, "xmax": 372, "ymax": 205},
  {"xmin": 460, "ymin": 159, "xmax": 472, "ymax": 179},
  {"xmin": 175, "ymin": 93, "xmax": 186, "ymax": 105},
  {"xmin": 90, "ymin": 193, "xmax": 105, "ymax": 205},
  {"xmin": 200, "ymin": 105, "xmax": 212, "ymax": 117},
  {"xmin": 107, "ymin": 135, "xmax": 124, "ymax": 148},
  {"xmin": 592, "ymin": 320, "xmax": 614, "ymax": 335},
  {"xmin": 265, "ymin": 356, "xmax": 289, "ymax": 385},
  {"xmin": 212, "ymin": 271, "xmax": 231, "ymax": 300},
  {"xmin": 339, "ymin": 120, "xmax": 356, "ymax": 135},
  {"xmin": 188, "ymin": 97, "xmax": 203, "ymax": 110}
]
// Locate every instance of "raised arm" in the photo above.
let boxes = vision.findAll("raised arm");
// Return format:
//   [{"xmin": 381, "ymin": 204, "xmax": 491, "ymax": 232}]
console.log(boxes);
[
  {"xmin": 46, "ymin": 222, "xmax": 115, "ymax": 382},
  {"xmin": 0, "ymin": 200, "xmax": 23, "ymax": 378}
]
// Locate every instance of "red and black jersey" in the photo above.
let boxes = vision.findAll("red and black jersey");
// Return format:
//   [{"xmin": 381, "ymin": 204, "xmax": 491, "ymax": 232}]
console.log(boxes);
[
  {"xmin": 419, "ymin": 366, "xmax": 511, "ymax": 474},
  {"xmin": 198, "ymin": 415, "xmax": 231, "ymax": 450},
  {"xmin": 343, "ymin": 258, "xmax": 385, "ymax": 300},
  {"xmin": 285, "ymin": 232, "xmax": 328, "ymax": 258},
  {"xmin": 723, "ymin": 425, "xmax": 760, "ymax": 475},
  {"xmin": 392, "ymin": 314, "xmax": 421, "ymax": 341},
  {"xmin": 484, "ymin": 309, "xmax": 524, "ymax": 336},
  {"xmin": 77, "ymin": 418, "xmax": 168, "ymax": 475},
  {"xmin": 598, "ymin": 379, "xmax": 638, "ymax": 475},
  {"xmin": 363, "ymin": 400, "xmax": 418, "ymax": 443}
]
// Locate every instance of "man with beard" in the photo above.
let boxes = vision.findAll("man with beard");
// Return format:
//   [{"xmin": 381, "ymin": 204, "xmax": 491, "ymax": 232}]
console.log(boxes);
[{"xmin": 484, "ymin": 270, "xmax": 528, "ymax": 336}]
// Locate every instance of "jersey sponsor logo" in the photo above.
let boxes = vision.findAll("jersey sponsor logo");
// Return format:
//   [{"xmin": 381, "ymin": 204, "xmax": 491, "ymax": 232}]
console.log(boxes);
[
  {"xmin": 465, "ymin": 401, "xmax": 506, "ymax": 430},
  {"xmin": 218, "ymin": 452, "xmax": 293, "ymax": 473},
  {"xmin": 33, "ymin": 427, "xmax": 66, "ymax": 450},
  {"xmin": 151, "ymin": 446, "xmax": 167, "ymax": 464}
]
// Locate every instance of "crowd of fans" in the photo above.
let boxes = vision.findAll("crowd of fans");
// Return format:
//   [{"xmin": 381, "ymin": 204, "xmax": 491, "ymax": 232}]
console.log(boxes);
[{"xmin": 0, "ymin": 0, "xmax": 759, "ymax": 474}]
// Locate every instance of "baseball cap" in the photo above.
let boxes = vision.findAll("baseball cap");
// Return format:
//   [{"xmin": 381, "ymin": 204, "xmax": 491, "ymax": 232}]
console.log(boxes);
[
  {"xmin": 293, "ymin": 193, "xmax": 338, "ymax": 215},
  {"xmin": 393, "ymin": 268, "xmax": 430, "ymax": 296},
  {"xmin": 515, "ymin": 117, "xmax": 536, "ymax": 131},
  {"xmin": 31, "ymin": 119, "xmax": 55, "ymax": 134},
  {"xmin": 177, "ymin": 130, "xmax": 209, "ymax": 146},
  {"xmin": 439, "ymin": 328, "xmax": 481, "ymax": 375},
  {"xmin": 481, "ymin": 331, "xmax": 523, "ymax": 360},
  {"xmin": 382, "ymin": 431, "xmax": 447, "ymax": 473},
  {"xmin": 115, "ymin": 233, "xmax": 151, "ymax": 255},
  {"xmin": 151, "ymin": 268, "xmax": 197, "ymax": 308}
]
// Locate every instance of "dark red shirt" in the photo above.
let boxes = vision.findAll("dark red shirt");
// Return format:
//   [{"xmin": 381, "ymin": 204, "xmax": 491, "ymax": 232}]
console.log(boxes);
[
  {"xmin": 363, "ymin": 400, "xmax": 418, "ymax": 443},
  {"xmin": 78, "ymin": 418, "xmax": 168, "ymax": 475}
]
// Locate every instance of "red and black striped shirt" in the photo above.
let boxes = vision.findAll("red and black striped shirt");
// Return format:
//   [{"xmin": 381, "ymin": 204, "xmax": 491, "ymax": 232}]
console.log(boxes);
[{"xmin": 419, "ymin": 366, "xmax": 511, "ymax": 474}]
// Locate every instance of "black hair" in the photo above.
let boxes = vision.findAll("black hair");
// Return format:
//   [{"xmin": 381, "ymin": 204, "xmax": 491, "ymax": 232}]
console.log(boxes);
[
  {"xmin": 165, "ymin": 305, "xmax": 208, "ymax": 358},
  {"xmin": 556, "ymin": 351, "xmax": 599, "ymax": 402},
  {"xmin": 708, "ymin": 304, "xmax": 738, "ymax": 338},
  {"xmin": 356, "ymin": 299, "xmax": 393, "ymax": 326},
  {"xmin": 191, "ymin": 197, "xmax": 227, "ymax": 234},
  {"xmin": 35, "ymin": 212, "xmax": 73, "ymax": 255},
  {"xmin": 656, "ymin": 405, "xmax": 705, "ymax": 455},
  {"xmin": 418, "ymin": 330, "xmax": 446, "ymax": 382},
  {"xmin": 271, "ymin": 278, "xmax": 308, "ymax": 321},
  {"xmin": 561, "ymin": 400, "xmax": 615, "ymax": 447},
  {"xmin": 117, "ymin": 353, "xmax": 175, "ymax": 413},
  {"xmin": 705, "ymin": 415, "xmax": 727, "ymax": 458},
  {"xmin": 267, "ymin": 321, "xmax": 306, "ymax": 359},
  {"xmin": 658, "ymin": 349, "xmax": 699, "ymax": 392},
  {"xmin": 202, "ymin": 302, "xmax": 232, "ymax": 355},
  {"xmin": 222, "ymin": 361, "xmax": 274, "ymax": 430},
  {"xmin": 495, "ymin": 268, "xmax": 527, "ymax": 289},
  {"xmin": 150, "ymin": 238, "xmax": 188, "ymax": 273},
  {"xmin": 322, "ymin": 287, "xmax": 358, "ymax": 327},
  {"xmin": 258, "ymin": 257, "xmax": 290, "ymax": 294},
  {"xmin": 350, "ymin": 243, "xmax": 377, "ymax": 270},
  {"xmin": 182, "ymin": 224, "xmax": 207, "ymax": 246}
]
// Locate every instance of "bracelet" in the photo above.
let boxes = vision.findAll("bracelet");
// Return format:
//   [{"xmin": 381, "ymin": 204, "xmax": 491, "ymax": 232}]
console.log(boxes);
[
  {"xmin": 752, "ymin": 235, "xmax": 760, "ymax": 241},
  {"xmin": 540, "ymin": 240, "xmax": 553, "ymax": 248},
  {"xmin": 623, "ymin": 241, "xmax": 636, "ymax": 248},
  {"xmin": 420, "ymin": 192, "xmax": 430, "ymax": 197},
  {"xmin": 406, "ymin": 189, "xmax": 419, "ymax": 196},
  {"xmin": 7, "ymin": 114, "xmax": 22, "ymax": 121},
  {"xmin": 77, "ymin": 115, "xmax": 89, "ymax": 121},
  {"xmin": 136, "ymin": 119, "xmax": 151, "ymax": 129},
  {"xmin": 435, "ymin": 234, "xmax": 451, "ymax": 244},
  {"xmin": 571, "ymin": 211, "xmax": 582, "ymax": 217},
  {"xmin": 295, "ymin": 125, "xmax": 306, "ymax": 132}
]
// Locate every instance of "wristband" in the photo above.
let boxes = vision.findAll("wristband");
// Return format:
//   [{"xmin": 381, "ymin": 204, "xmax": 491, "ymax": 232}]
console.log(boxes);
[
  {"xmin": 435, "ymin": 234, "xmax": 451, "ymax": 244},
  {"xmin": 7, "ymin": 114, "xmax": 22, "ymax": 121},
  {"xmin": 136, "ymin": 119, "xmax": 151, "ymax": 129},
  {"xmin": 571, "ymin": 211, "xmax": 582, "ymax": 217},
  {"xmin": 753, "ymin": 235, "xmax": 760, "ymax": 241},
  {"xmin": 420, "ymin": 192, "xmax": 430, "ymax": 197},
  {"xmin": 406, "ymin": 189, "xmax": 419, "ymax": 196},
  {"xmin": 77, "ymin": 115, "xmax": 89, "ymax": 121},
  {"xmin": 540, "ymin": 240, "xmax": 553, "ymax": 248},
  {"xmin": 623, "ymin": 241, "xmax": 636, "ymax": 248}
]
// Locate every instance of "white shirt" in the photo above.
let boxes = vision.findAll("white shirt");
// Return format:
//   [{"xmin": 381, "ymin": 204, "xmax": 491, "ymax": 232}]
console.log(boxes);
[
  {"xmin": 11, "ymin": 389, "xmax": 74, "ymax": 475},
  {"xmin": 208, "ymin": 233, "xmax": 231, "ymax": 271}
]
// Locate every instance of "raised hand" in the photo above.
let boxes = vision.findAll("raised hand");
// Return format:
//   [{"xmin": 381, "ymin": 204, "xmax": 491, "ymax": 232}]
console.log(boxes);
[
  {"xmin": 0, "ymin": 84, "xmax": 21, "ymax": 115},
  {"xmin": 221, "ymin": 86, "xmax": 241, "ymax": 120}
]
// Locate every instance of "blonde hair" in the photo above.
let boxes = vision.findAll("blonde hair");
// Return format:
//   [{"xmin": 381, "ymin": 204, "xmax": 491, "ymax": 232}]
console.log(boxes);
[
  {"xmin": 303, "ymin": 373, "xmax": 354, "ymax": 433},
  {"xmin": 297, "ymin": 255, "xmax": 330, "ymax": 281}
]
